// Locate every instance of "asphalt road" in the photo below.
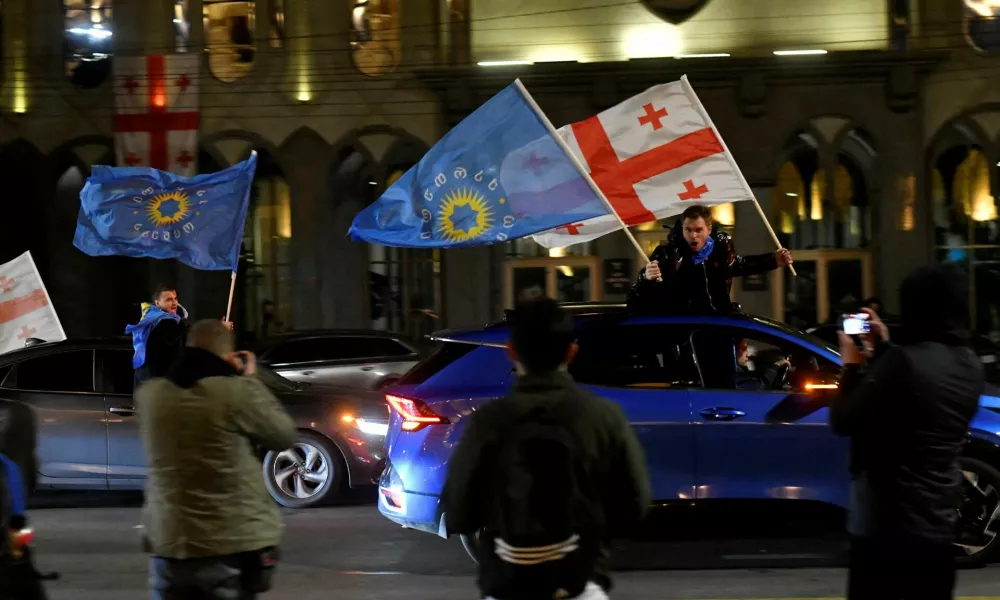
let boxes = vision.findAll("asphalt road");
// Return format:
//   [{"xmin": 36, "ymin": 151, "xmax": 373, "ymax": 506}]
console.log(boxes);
[{"xmin": 23, "ymin": 491, "xmax": 1000, "ymax": 600}]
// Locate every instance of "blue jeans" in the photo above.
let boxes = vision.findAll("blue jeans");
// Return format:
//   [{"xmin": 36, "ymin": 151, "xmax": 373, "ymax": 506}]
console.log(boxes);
[{"xmin": 149, "ymin": 555, "xmax": 255, "ymax": 600}]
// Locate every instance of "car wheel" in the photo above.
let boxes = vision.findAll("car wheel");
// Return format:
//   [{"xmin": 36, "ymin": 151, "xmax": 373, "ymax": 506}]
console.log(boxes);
[
  {"xmin": 263, "ymin": 432, "xmax": 344, "ymax": 509},
  {"xmin": 956, "ymin": 456, "xmax": 1000, "ymax": 565},
  {"xmin": 461, "ymin": 530, "xmax": 484, "ymax": 564}
]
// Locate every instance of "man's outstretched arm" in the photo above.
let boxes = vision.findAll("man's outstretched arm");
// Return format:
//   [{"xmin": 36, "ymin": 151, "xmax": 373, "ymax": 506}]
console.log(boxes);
[{"xmin": 721, "ymin": 234, "xmax": 785, "ymax": 277}]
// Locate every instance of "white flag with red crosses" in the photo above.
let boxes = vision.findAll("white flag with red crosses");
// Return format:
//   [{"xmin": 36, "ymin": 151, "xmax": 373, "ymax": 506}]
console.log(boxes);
[
  {"xmin": 114, "ymin": 54, "xmax": 199, "ymax": 177},
  {"xmin": 531, "ymin": 76, "xmax": 752, "ymax": 249},
  {"xmin": 0, "ymin": 252, "xmax": 66, "ymax": 354}
]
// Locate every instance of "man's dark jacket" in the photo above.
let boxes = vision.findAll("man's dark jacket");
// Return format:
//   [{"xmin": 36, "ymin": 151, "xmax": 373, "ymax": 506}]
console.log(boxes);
[
  {"xmin": 441, "ymin": 371, "xmax": 651, "ymax": 597},
  {"xmin": 135, "ymin": 317, "xmax": 187, "ymax": 387},
  {"xmin": 829, "ymin": 266, "xmax": 984, "ymax": 544},
  {"xmin": 627, "ymin": 226, "xmax": 778, "ymax": 313}
]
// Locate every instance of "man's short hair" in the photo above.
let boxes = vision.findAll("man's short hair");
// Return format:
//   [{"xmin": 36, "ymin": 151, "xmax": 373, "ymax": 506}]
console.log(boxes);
[
  {"xmin": 681, "ymin": 205, "xmax": 714, "ymax": 228},
  {"xmin": 509, "ymin": 298, "xmax": 575, "ymax": 374},
  {"xmin": 152, "ymin": 283, "xmax": 177, "ymax": 301},
  {"xmin": 187, "ymin": 319, "xmax": 234, "ymax": 356}
]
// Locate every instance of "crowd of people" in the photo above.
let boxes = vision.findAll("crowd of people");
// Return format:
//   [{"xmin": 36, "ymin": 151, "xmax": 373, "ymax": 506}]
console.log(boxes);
[{"xmin": 0, "ymin": 203, "xmax": 988, "ymax": 600}]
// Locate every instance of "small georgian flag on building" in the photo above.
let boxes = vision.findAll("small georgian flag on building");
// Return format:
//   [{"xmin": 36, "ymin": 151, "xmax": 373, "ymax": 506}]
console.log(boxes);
[
  {"xmin": 0, "ymin": 252, "xmax": 66, "ymax": 354},
  {"xmin": 531, "ymin": 76, "xmax": 752, "ymax": 249},
  {"xmin": 114, "ymin": 54, "xmax": 200, "ymax": 177}
]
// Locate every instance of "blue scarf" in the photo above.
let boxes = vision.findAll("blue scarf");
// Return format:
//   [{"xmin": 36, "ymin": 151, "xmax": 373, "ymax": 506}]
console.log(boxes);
[
  {"xmin": 691, "ymin": 235, "xmax": 715, "ymax": 265},
  {"xmin": 125, "ymin": 303, "xmax": 185, "ymax": 369},
  {"xmin": 0, "ymin": 453, "xmax": 25, "ymax": 518}
]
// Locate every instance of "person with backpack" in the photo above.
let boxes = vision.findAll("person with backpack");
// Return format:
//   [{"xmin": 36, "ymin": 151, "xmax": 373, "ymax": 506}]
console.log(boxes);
[{"xmin": 441, "ymin": 298, "xmax": 651, "ymax": 600}]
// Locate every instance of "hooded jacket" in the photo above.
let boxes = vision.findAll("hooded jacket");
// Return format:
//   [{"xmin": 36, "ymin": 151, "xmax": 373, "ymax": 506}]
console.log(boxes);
[
  {"xmin": 137, "ymin": 347, "xmax": 298, "ymax": 559},
  {"xmin": 127, "ymin": 303, "xmax": 189, "ymax": 386},
  {"xmin": 627, "ymin": 224, "xmax": 779, "ymax": 314},
  {"xmin": 830, "ymin": 264, "xmax": 985, "ymax": 543}
]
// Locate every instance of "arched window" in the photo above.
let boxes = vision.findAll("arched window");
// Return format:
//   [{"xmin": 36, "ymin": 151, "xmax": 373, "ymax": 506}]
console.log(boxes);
[
  {"xmin": 931, "ymin": 124, "xmax": 999, "ymax": 340},
  {"xmin": 64, "ymin": 0, "xmax": 112, "ymax": 88},
  {"xmin": 350, "ymin": 0, "xmax": 401, "ymax": 77},
  {"xmin": 204, "ymin": 0, "xmax": 255, "ymax": 82},
  {"xmin": 965, "ymin": 0, "xmax": 1000, "ymax": 54},
  {"xmin": 270, "ymin": 0, "xmax": 284, "ymax": 48},
  {"xmin": 773, "ymin": 129, "xmax": 872, "ymax": 250}
]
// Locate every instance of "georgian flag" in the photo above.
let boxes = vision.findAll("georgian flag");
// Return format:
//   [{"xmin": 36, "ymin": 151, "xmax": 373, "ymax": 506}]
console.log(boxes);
[
  {"xmin": 0, "ymin": 252, "xmax": 66, "ymax": 354},
  {"xmin": 532, "ymin": 76, "xmax": 752, "ymax": 248},
  {"xmin": 114, "ymin": 54, "xmax": 200, "ymax": 176}
]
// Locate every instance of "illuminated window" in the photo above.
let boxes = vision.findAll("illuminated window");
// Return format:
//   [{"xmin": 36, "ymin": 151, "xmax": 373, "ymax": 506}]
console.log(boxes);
[
  {"xmin": 64, "ymin": 0, "xmax": 113, "ymax": 88},
  {"xmin": 204, "ymin": 0, "xmax": 255, "ymax": 82},
  {"xmin": 174, "ymin": 0, "xmax": 190, "ymax": 52},
  {"xmin": 351, "ymin": 0, "xmax": 401, "ymax": 77},
  {"xmin": 270, "ymin": 0, "xmax": 284, "ymax": 48},
  {"xmin": 965, "ymin": 0, "xmax": 1000, "ymax": 54}
]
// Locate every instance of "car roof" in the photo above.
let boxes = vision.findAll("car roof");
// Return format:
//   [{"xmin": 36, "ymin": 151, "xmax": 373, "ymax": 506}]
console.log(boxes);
[
  {"xmin": 432, "ymin": 303, "xmax": 836, "ymax": 355},
  {"xmin": 0, "ymin": 337, "xmax": 130, "ymax": 364}
]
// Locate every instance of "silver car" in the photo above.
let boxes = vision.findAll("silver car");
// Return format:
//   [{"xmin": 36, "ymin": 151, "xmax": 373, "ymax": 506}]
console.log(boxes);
[{"xmin": 254, "ymin": 330, "xmax": 422, "ymax": 390}]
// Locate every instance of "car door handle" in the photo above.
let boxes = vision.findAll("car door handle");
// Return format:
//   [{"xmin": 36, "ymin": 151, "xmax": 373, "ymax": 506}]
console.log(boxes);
[
  {"xmin": 361, "ymin": 366, "xmax": 374, "ymax": 372},
  {"xmin": 301, "ymin": 371, "xmax": 315, "ymax": 376},
  {"xmin": 108, "ymin": 406, "xmax": 135, "ymax": 416},
  {"xmin": 700, "ymin": 407, "xmax": 746, "ymax": 421}
]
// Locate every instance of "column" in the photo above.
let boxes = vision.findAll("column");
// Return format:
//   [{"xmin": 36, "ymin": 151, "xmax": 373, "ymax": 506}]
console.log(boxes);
[{"xmin": 443, "ymin": 247, "xmax": 493, "ymax": 328}]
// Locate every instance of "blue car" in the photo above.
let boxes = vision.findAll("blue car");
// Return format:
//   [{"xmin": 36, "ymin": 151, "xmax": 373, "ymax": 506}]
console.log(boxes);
[{"xmin": 377, "ymin": 304, "xmax": 1000, "ymax": 564}]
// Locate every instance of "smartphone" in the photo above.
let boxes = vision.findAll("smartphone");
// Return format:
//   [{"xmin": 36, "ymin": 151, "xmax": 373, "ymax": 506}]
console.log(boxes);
[{"xmin": 842, "ymin": 313, "xmax": 871, "ymax": 336}]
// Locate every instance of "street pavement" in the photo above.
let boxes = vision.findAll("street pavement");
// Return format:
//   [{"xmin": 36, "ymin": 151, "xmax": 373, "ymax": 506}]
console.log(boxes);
[{"xmin": 24, "ymin": 491, "xmax": 1000, "ymax": 600}]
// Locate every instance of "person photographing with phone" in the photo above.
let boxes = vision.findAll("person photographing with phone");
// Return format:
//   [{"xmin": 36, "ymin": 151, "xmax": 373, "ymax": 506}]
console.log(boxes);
[
  {"xmin": 137, "ymin": 319, "xmax": 297, "ymax": 600},
  {"xmin": 829, "ymin": 264, "xmax": 984, "ymax": 600}
]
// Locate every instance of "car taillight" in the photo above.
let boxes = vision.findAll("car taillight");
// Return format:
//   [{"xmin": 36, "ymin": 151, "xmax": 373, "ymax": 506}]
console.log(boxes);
[
  {"xmin": 10, "ymin": 527, "xmax": 33, "ymax": 550},
  {"xmin": 386, "ymin": 394, "xmax": 448, "ymax": 432}
]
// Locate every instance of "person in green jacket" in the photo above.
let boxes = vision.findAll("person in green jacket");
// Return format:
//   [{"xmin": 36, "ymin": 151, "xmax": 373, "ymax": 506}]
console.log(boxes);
[{"xmin": 138, "ymin": 319, "xmax": 297, "ymax": 600}]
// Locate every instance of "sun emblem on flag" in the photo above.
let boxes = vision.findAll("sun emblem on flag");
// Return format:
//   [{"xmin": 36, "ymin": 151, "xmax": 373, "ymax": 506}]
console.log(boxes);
[
  {"xmin": 437, "ymin": 187, "xmax": 495, "ymax": 243},
  {"xmin": 147, "ymin": 190, "xmax": 191, "ymax": 227}
]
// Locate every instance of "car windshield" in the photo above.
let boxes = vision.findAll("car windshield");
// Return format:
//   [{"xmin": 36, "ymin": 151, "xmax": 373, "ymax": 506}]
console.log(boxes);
[{"xmin": 748, "ymin": 316, "xmax": 839, "ymax": 355}]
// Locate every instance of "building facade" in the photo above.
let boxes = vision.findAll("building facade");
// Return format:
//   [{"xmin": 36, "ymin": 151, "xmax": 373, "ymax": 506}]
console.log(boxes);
[{"xmin": 0, "ymin": 0, "xmax": 997, "ymax": 344}]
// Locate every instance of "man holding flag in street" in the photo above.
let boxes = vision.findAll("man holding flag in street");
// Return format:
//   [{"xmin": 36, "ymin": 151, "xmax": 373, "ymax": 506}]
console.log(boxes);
[{"xmin": 73, "ymin": 152, "xmax": 257, "ymax": 387}]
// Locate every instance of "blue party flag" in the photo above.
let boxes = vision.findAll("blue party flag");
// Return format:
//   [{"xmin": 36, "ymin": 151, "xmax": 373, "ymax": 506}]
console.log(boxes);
[
  {"xmin": 348, "ymin": 81, "xmax": 609, "ymax": 248},
  {"xmin": 73, "ymin": 152, "xmax": 257, "ymax": 271}
]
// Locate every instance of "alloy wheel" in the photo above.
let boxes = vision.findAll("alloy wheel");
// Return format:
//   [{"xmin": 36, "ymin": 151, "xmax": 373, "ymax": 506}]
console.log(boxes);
[
  {"xmin": 956, "ymin": 468, "xmax": 1000, "ymax": 560},
  {"xmin": 272, "ymin": 442, "xmax": 331, "ymax": 500}
]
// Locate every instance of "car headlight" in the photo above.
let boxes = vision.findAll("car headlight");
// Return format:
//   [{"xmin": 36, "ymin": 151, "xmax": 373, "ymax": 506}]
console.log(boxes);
[{"xmin": 354, "ymin": 418, "xmax": 389, "ymax": 436}]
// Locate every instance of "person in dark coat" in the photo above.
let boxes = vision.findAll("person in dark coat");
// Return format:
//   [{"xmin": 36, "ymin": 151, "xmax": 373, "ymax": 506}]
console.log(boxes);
[
  {"xmin": 627, "ymin": 205, "xmax": 793, "ymax": 314},
  {"xmin": 128, "ymin": 284, "xmax": 233, "ymax": 389},
  {"xmin": 830, "ymin": 263, "xmax": 984, "ymax": 600}
]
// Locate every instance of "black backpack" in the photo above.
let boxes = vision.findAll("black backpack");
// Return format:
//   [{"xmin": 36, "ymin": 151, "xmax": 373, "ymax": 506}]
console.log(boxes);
[{"xmin": 486, "ymin": 397, "xmax": 604, "ymax": 600}]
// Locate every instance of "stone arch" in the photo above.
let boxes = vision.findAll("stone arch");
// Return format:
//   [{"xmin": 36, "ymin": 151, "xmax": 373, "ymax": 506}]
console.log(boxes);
[
  {"xmin": 199, "ymin": 129, "xmax": 282, "ymax": 170},
  {"xmin": 0, "ymin": 139, "xmax": 47, "ymax": 270}
]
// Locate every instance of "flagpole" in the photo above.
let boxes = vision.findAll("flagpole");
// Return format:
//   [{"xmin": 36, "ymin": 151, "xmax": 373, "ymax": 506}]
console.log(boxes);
[
  {"xmin": 512, "ymin": 79, "xmax": 656, "ymax": 276},
  {"xmin": 224, "ymin": 271, "xmax": 237, "ymax": 323},
  {"xmin": 679, "ymin": 75, "xmax": 797, "ymax": 277}
]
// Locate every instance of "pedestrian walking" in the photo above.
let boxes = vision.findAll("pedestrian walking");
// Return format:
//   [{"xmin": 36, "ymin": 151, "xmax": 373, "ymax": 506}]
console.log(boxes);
[
  {"xmin": 138, "ymin": 319, "xmax": 297, "ymax": 599},
  {"xmin": 442, "ymin": 298, "xmax": 651, "ymax": 600},
  {"xmin": 830, "ymin": 264, "xmax": 984, "ymax": 600}
]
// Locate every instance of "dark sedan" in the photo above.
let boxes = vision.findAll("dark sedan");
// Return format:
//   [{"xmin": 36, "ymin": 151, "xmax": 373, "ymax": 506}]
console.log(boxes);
[{"xmin": 0, "ymin": 337, "xmax": 388, "ymax": 508}]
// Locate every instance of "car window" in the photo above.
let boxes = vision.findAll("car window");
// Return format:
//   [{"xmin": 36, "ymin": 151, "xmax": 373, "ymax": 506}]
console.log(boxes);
[
  {"xmin": 14, "ymin": 350, "xmax": 95, "ymax": 393},
  {"xmin": 0, "ymin": 365, "xmax": 13, "ymax": 389},
  {"xmin": 264, "ymin": 339, "xmax": 330, "ymax": 364},
  {"xmin": 99, "ymin": 349, "xmax": 135, "ymax": 395},
  {"xmin": 691, "ymin": 328, "xmax": 839, "ymax": 392},
  {"xmin": 366, "ymin": 338, "xmax": 414, "ymax": 357},
  {"xmin": 570, "ymin": 325, "xmax": 701, "ymax": 389}
]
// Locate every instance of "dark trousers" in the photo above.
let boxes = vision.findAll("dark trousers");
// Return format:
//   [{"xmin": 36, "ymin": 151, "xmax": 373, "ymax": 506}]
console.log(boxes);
[
  {"xmin": 848, "ymin": 535, "xmax": 956, "ymax": 600},
  {"xmin": 149, "ymin": 555, "xmax": 257, "ymax": 600}
]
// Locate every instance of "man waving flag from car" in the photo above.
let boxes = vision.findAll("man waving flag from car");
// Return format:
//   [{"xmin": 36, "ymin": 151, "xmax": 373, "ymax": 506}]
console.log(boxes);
[{"xmin": 530, "ymin": 76, "xmax": 790, "ymax": 276}]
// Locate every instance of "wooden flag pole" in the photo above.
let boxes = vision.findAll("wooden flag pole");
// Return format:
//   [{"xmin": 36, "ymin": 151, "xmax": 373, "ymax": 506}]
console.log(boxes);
[
  {"xmin": 512, "ymin": 79, "xmax": 654, "ymax": 271},
  {"xmin": 224, "ymin": 271, "xmax": 237, "ymax": 324},
  {"xmin": 679, "ymin": 75, "xmax": 797, "ymax": 277}
]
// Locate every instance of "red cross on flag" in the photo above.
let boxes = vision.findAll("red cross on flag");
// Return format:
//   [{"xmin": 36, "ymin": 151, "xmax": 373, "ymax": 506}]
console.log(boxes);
[
  {"xmin": 532, "ymin": 76, "xmax": 753, "ymax": 249},
  {"xmin": 0, "ymin": 252, "xmax": 66, "ymax": 354},
  {"xmin": 114, "ymin": 54, "xmax": 199, "ymax": 177}
]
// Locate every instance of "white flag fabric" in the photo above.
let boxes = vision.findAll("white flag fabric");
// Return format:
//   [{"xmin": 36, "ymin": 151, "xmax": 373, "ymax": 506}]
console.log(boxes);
[
  {"xmin": 114, "ymin": 54, "xmax": 200, "ymax": 176},
  {"xmin": 0, "ymin": 252, "xmax": 66, "ymax": 354},
  {"xmin": 532, "ymin": 76, "xmax": 751, "ymax": 249}
]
